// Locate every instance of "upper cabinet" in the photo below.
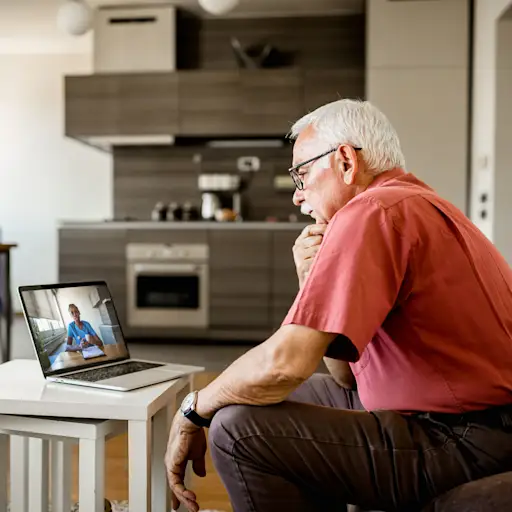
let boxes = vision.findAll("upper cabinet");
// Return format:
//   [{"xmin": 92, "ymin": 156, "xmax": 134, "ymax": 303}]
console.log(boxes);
[
  {"xmin": 64, "ymin": 68, "xmax": 364, "ymax": 143},
  {"xmin": 178, "ymin": 70, "xmax": 242, "ymax": 136},
  {"xmin": 65, "ymin": 73, "xmax": 179, "ymax": 138}
]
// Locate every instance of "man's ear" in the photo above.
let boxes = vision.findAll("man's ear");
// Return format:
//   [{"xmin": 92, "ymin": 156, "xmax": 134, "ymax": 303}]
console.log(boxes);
[{"xmin": 336, "ymin": 145, "xmax": 360, "ymax": 185}]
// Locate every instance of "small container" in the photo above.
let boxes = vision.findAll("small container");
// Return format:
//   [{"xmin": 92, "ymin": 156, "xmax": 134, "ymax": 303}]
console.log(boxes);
[
  {"xmin": 151, "ymin": 202, "xmax": 167, "ymax": 221},
  {"xmin": 167, "ymin": 202, "xmax": 182, "ymax": 221}
]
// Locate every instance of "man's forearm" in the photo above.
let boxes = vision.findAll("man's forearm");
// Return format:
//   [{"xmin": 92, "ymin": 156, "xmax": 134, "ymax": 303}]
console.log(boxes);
[{"xmin": 195, "ymin": 325, "xmax": 335, "ymax": 420}]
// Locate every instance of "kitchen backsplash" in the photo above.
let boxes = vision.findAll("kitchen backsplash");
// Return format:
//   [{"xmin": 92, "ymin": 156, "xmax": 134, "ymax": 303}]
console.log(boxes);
[{"xmin": 113, "ymin": 145, "xmax": 302, "ymax": 222}]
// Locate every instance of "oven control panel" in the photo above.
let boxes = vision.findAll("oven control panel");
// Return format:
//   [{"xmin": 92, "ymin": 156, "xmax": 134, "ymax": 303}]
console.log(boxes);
[{"xmin": 126, "ymin": 243, "xmax": 209, "ymax": 262}]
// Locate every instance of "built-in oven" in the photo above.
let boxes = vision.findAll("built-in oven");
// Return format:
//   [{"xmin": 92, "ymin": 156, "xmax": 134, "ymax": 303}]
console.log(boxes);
[{"xmin": 126, "ymin": 243, "xmax": 209, "ymax": 328}]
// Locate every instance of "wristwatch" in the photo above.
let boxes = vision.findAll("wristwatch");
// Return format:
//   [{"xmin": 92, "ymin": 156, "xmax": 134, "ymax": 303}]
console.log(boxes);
[{"xmin": 180, "ymin": 390, "xmax": 212, "ymax": 428}]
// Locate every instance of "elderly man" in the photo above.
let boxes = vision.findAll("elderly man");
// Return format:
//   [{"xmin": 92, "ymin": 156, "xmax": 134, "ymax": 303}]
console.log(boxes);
[{"xmin": 165, "ymin": 99, "xmax": 512, "ymax": 512}]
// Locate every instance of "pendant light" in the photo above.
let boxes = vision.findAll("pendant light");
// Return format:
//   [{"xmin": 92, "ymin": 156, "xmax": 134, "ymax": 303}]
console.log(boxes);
[
  {"xmin": 57, "ymin": 0, "xmax": 92, "ymax": 36},
  {"xmin": 198, "ymin": 0, "xmax": 240, "ymax": 16}
]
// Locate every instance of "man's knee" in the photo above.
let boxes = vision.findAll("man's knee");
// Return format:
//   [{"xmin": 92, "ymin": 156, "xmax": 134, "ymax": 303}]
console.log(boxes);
[{"xmin": 208, "ymin": 404, "xmax": 257, "ymax": 458}]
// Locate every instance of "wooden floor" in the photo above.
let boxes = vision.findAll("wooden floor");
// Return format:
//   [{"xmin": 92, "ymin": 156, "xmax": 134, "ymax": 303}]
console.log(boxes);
[{"xmin": 68, "ymin": 371, "xmax": 233, "ymax": 511}]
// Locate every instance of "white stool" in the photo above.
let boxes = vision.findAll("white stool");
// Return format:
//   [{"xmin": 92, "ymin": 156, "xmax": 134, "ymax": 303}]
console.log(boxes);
[{"xmin": 0, "ymin": 415, "xmax": 126, "ymax": 512}]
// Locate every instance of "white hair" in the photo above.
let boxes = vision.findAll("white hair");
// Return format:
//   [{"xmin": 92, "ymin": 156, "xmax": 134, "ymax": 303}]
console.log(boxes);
[{"xmin": 288, "ymin": 99, "xmax": 406, "ymax": 175}]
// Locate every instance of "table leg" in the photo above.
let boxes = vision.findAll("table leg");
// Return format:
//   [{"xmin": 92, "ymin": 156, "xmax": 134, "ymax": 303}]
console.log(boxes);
[
  {"xmin": 152, "ymin": 402, "xmax": 174, "ymax": 512},
  {"xmin": 0, "ymin": 252, "xmax": 11, "ymax": 363},
  {"xmin": 28, "ymin": 438, "xmax": 49, "ymax": 512},
  {"xmin": 129, "ymin": 420, "xmax": 152, "ymax": 512},
  {"xmin": 10, "ymin": 436, "xmax": 28, "ymax": 512},
  {"xmin": 50, "ymin": 440, "xmax": 72, "ymax": 512},
  {"xmin": 0, "ymin": 433, "xmax": 7, "ymax": 512},
  {"xmin": 79, "ymin": 437, "xmax": 105, "ymax": 512}
]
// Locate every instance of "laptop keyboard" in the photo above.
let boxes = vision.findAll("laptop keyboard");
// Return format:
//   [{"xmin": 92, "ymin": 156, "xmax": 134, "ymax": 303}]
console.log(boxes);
[{"xmin": 62, "ymin": 361, "xmax": 164, "ymax": 383}]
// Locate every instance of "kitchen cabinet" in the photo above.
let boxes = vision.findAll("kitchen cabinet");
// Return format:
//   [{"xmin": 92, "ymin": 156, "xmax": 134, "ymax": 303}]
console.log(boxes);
[
  {"xmin": 58, "ymin": 226, "xmax": 304, "ymax": 339},
  {"xmin": 303, "ymin": 69, "xmax": 365, "ymax": 112},
  {"xmin": 64, "ymin": 69, "xmax": 365, "ymax": 140},
  {"xmin": 58, "ymin": 229, "xmax": 128, "ymax": 328},
  {"xmin": 241, "ymin": 69, "xmax": 304, "ymax": 136},
  {"xmin": 209, "ymin": 231, "xmax": 271, "ymax": 329},
  {"xmin": 178, "ymin": 71, "xmax": 242, "ymax": 136},
  {"xmin": 65, "ymin": 73, "xmax": 179, "ymax": 137},
  {"xmin": 271, "ymin": 230, "xmax": 300, "ymax": 329}
]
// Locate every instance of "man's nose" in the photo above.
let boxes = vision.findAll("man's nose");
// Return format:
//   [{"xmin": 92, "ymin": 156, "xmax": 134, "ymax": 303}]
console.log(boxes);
[{"xmin": 293, "ymin": 188, "xmax": 304, "ymax": 206}]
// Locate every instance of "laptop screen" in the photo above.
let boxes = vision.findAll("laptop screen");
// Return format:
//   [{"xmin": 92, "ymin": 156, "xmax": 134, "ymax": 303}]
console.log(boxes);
[{"xmin": 19, "ymin": 282, "xmax": 130, "ymax": 377}]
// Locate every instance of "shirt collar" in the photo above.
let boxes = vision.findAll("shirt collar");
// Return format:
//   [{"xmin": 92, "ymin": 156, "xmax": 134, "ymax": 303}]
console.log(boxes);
[{"xmin": 366, "ymin": 168, "xmax": 406, "ymax": 191}]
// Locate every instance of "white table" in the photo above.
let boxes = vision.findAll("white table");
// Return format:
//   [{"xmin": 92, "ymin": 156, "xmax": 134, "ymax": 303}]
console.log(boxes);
[
  {"xmin": 0, "ymin": 359, "xmax": 204, "ymax": 512},
  {"xmin": 0, "ymin": 415, "xmax": 126, "ymax": 512}
]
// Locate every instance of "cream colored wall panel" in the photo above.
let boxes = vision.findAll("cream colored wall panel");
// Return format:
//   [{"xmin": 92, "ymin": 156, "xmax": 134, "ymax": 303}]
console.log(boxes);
[
  {"xmin": 367, "ymin": 68, "xmax": 468, "ymax": 211},
  {"xmin": 368, "ymin": 0, "xmax": 468, "ymax": 69}
]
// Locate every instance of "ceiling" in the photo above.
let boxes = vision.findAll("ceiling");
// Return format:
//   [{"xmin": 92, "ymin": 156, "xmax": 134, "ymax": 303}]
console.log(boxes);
[{"xmin": 0, "ymin": 0, "xmax": 364, "ymax": 55}]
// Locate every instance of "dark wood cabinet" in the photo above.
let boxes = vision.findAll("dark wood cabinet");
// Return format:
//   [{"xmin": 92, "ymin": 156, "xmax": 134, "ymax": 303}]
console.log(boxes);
[
  {"xmin": 65, "ymin": 69, "xmax": 364, "ymax": 141},
  {"xmin": 241, "ymin": 69, "xmax": 304, "ymax": 136},
  {"xmin": 58, "ymin": 228, "xmax": 128, "ymax": 328},
  {"xmin": 65, "ymin": 73, "xmax": 179, "ymax": 137},
  {"xmin": 303, "ymin": 69, "xmax": 365, "ymax": 112},
  {"xmin": 58, "ymin": 226, "xmax": 306, "ymax": 337},
  {"xmin": 271, "ymin": 230, "xmax": 301, "ymax": 329},
  {"xmin": 209, "ymin": 230, "xmax": 271, "ymax": 329},
  {"xmin": 178, "ymin": 71, "xmax": 242, "ymax": 136}
]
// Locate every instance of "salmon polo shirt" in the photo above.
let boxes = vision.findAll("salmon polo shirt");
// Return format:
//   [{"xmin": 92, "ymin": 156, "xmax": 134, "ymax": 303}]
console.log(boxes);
[{"xmin": 283, "ymin": 169, "xmax": 512, "ymax": 413}]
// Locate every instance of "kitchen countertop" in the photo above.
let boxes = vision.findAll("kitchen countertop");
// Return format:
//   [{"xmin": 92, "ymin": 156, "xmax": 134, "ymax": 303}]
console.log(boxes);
[{"xmin": 59, "ymin": 221, "xmax": 310, "ymax": 230}]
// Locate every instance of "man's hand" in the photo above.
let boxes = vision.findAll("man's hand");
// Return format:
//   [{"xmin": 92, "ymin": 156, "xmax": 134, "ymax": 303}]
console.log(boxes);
[
  {"xmin": 293, "ymin": 223, "xmax": 327, "ymax": 287},
  {"xmin": 165, "ymin": 411, "xmax": 207, "ymax": 512}
]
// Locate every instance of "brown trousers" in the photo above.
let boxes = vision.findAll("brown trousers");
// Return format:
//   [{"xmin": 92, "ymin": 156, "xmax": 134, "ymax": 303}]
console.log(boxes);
[{"xmin": 208, "ymin": 374, "xmax": 512, "ymax": 512}]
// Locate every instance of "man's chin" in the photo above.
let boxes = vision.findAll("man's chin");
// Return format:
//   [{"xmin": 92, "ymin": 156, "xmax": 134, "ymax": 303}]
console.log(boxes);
[{"xmin": 309, "ymin": 212, "xmax": 327, "ymax": 225}]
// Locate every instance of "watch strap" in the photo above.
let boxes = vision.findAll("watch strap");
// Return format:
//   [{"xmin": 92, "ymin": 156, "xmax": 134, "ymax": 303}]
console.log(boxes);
[{"xmin": 183, "ymin": 408, "xmax": 212, "ymax": 428}]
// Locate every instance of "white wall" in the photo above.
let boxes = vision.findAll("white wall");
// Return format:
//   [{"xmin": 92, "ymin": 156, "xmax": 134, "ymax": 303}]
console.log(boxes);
[
  {"xmin": 471, "ymin": 0, "xmax": 512, "ymax": 247},
  {"xmin": 0, "ymin": 1, "xmax": 112, "ymax": 310},
  {"xmin": 367, "ymin": 0, "xmax": 469, "ymax": 213}
]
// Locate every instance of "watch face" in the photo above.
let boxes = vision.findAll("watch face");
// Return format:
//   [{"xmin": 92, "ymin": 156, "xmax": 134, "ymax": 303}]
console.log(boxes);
[{"xmin": 181, "ymin": 392, "xmax": 195, "ymax": 413}]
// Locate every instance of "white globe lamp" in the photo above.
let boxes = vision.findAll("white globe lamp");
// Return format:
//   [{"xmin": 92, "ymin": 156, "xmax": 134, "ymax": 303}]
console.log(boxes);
[
  {"xmin": 198, "ymin": 0, "xmax": 240, "ymax": 16},
  {"xmin": 57, "ymin": 0, "xmax": 92, "ymax": 36}
]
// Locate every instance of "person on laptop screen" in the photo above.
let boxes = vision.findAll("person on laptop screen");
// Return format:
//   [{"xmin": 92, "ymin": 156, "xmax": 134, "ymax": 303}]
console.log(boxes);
[{"xmin": 65, "ymin": 303, "xmax": 104, "ymax": 353}]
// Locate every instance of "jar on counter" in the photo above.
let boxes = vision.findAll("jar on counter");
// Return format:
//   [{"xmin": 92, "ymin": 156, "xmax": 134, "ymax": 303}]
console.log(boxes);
[
  {"xmin": 167, "ymin": 202, "xmax": 182, "ymax": 221},
  {"xmin": 151, "ymin": 202, "xmax": 167, "ymax": 221}
]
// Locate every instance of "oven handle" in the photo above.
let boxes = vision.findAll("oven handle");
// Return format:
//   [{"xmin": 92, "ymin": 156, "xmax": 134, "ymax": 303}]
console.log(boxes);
[{"xmin": 132, "ymin": 263, "xmax": 204, "ymax": 274}]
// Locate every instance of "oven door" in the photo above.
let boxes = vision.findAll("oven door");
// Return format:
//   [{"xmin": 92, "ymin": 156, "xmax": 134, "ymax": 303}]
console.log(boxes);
[{"xmin": 127, "ymin": 262, "xmax": 209, "ymax": 328}]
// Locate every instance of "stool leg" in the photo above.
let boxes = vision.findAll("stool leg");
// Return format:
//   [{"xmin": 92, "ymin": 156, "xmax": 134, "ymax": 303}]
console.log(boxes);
[
  {"xmin": 0, "ymin": 433, "xmax": 7, "ymax": 512},
  {"xmin": 152, "ymin": 403, "xmax": 173, "ymax": 512},
  {"xmin": 79, "ymin": 437, "xmax": 105, "ymax": 512},
  {"xmin": 28, "ymin": 438, "xmax": 49, "ymax": 512},
  {"xmin": 10, "ymin": 436, "xmax": 29, "ymax": 512},
  {"xmin": 129, "ymin": 420, "xmax": 151, "ymax": 512},
  {"xmin": 50, "ymin": 440, "xmax": 72, "ymax": 512}
]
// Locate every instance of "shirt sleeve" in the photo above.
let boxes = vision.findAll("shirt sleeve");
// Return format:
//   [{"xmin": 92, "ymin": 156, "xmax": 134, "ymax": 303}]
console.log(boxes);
[
  {"xmin": 83, "ymin": 321, "xmax": 97, "ymax": 337},
  {"xmin": 67, "ymin": 323, "xmax": 74, "ymax": 340},
  {"xmin": 282, "ymin": 197, "xmax": 411, "ymax": 360}
]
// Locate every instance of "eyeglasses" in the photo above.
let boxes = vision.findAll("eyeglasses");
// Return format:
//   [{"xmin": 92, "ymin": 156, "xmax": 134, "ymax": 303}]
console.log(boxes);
[{"xmin": 288, "ymin": 146, "xmax": 362, "ymax": 190}]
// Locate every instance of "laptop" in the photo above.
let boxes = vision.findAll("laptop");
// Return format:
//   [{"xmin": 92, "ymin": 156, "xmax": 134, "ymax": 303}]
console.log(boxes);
[{"xmin": 18, "ymin": 280, "xmax": 204, "ymax": 391}]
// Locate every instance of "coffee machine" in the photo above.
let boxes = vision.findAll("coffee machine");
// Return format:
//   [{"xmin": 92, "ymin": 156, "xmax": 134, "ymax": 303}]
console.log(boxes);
[{"xmin": 198, "ymin": 174, "xmax": 242, "ymax": 221}]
